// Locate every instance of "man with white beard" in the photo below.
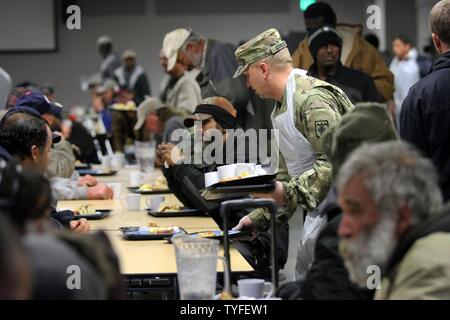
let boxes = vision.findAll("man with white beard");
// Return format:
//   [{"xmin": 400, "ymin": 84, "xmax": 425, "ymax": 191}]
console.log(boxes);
[{"xmin": 337, "ymin": 141, "xmax": 450, "ymax": 299}]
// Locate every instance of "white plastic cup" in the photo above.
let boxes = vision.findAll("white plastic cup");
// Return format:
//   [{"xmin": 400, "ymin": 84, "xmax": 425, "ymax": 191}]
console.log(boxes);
[
  {"xmin": 107, "ymin": 183, "xmax": 122, "ymax": 199},
  {"xmin": 238, "ymin": 279, "xmax": 274, "ymax": 299},
  {"xmin": 111, "ymin": 153, "xmax": 125, "ymax": 170},
  {"xmin": 101, "ymin": 156, "xmax": 112, "ymax": 170},
  {"xmin": 122, "ymin": 194, "xmax": 141, "ymax": 211},
  {"xmin": 129, "ymin": 171, "xmax": 145, "ymax": 187},
  {"xmin": 236, "ymin": 163, "xmax": 257, "ymax": 177},
  {"xmin": 146, "ymin": 195, "xmax": 165, "ymax": 212},
  {"xmin": 255, "ymin": 164, "xmax": 267, "ymax": 176},
  {"xmin": 204, "ymin": 172, "xmax": 219, "ymax": 188},
  {"xmin": 217, "ymin": 164, "xmax": 236, "ymax": 181}
]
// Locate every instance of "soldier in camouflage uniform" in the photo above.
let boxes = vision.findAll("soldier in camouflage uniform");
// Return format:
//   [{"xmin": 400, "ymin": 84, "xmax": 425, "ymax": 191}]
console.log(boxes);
[{"xmin": 232, "ymin": 28, "xmax": 354, "ymax": 279}]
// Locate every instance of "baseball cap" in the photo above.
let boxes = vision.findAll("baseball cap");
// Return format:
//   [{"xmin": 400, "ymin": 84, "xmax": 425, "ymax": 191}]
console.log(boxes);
[
  {"xmin": 97, "ymin": 35, "xmax": 113, "ymax": 46},
  {"xmin": 134, "ymin": 97, "xmax": 165, "ymax": 131},
  {"xmin": 122, "ymin": 49, "xmax": 137, "ymax": 60},
  {"xmin": 184, "ymin": 97, "xmax": 237, "ymax": 129},
  {"xmin": 162, "ymin": 28, "xmax": 191, "ymax": 72},
  {"xmin": 16, "ymin": 91, "xmax": 52, "ymax": 115},
  {"xmin": 234, "ymin": 28, "xmax": 288, "ymax": 78},
  {"xmin": 16, "ymin": 91, "xmax": 63, "ymax": 119},
  {"xmin": 96, "ymin": 79, "xmax": 118, "ymax": 95}
]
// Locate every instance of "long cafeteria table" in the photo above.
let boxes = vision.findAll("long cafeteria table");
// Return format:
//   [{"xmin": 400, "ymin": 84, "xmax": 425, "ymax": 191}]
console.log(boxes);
[{"xmin": 57, "ymin": 165, "xmax": 254, "ymax": 299}]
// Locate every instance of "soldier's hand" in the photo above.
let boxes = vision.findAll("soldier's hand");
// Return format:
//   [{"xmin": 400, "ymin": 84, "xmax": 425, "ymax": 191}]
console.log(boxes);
[
  {"xmin": 233, "ymin": 215, "xmax": 256, "ymax": 232},
  {"xmin": 233, "ymin": 215, "xmax": 258, "ymax": 241},
  {"xmin": 251, "ymin": 181, "xmax": 286, "ymax": 206}
]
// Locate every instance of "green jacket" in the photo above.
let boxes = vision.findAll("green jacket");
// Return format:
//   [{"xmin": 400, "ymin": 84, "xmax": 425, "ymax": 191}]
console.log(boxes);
[
  {"xmin": 375, "ymin": 232, "xmax": 450, "ymax": 300},
  {"xmin": 249, "ymin": 74, "xmax": 354, "ymax": 231},
  {"xmin": 47, "ymin": 138, "xmax": 76, "ymax": 179}
]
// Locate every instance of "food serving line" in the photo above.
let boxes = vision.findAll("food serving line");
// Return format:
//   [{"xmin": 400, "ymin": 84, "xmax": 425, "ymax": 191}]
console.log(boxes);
[{"xmin": 57, "ymin": 165, "xmax": 254, "ymax": 299}]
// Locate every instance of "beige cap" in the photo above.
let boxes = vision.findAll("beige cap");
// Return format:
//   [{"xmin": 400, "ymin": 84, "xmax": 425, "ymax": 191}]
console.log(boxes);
[
  {"xmin": 97, "ymin": 35, "xmax": 113, "ymax": 46},
  {"xmin": 162, "ymin": 28, "xmax": 191, "ymax": 71},
  {"xmin": 122, "ymin": 49, "xmax": 137, "ymax": 60},
  {"xmin": 134, "ymin": 97, "xmax": 166, "ymax": 131}
]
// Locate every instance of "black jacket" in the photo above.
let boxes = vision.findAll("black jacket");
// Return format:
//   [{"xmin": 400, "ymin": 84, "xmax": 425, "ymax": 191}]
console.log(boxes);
[
  {"xmin": 308, "ymin": 62, "xmax": 380, "ymax": 104},
  {"xmin": 162, "ymin": 131, "xmax": 289, "ymax": 278},
  {"xmin": 400, "ymin": 51, "xmax": 450, "ymax": 201},
  {"xmin": 278, "ymin": 188, "xmax": 374, "ymax": 300}
]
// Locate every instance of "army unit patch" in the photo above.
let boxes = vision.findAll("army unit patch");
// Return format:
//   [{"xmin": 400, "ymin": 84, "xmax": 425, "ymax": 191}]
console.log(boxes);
[{"xmin": 315, "ymin": 120, "xmax": 329, "ymax": 138}]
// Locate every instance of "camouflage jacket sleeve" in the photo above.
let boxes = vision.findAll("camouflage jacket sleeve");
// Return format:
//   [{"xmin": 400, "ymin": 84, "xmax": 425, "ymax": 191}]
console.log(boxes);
[{"xmin": 282, "ymin": 89, "xmax": 342, "ymax": 213}]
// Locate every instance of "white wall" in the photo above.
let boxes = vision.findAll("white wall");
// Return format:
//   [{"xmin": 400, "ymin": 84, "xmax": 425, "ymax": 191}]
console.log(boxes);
[{"xmin": 0, "ymin": 0, "xmax": 371, "ymax": 107}]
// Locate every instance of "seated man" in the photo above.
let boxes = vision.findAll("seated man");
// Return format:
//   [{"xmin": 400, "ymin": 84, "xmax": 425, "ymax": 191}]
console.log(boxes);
[
  {"xmin": 15, "ymin": 91, "xmax": 76, "ymax": 179},
  {"xmin": 307, "ymin": 26, "xmax": 380, "ymax": 104},
  {"xmin": 159, "ymin": 96, "xmax": 289, "ymax": 279},
  {"xmin": 0, "ymin": 107, "xmax": 90, "ymax": 234},
  {"xmin": 14, "ymin": 91, "xmax": 113, "ymax": 201},
  {"xmin": 337, "ymin": 141, "xmax": 450, "ymax": 299}
]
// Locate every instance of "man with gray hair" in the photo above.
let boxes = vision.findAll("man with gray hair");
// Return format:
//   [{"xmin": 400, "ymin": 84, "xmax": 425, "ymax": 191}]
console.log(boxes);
[
  {"xmin": 162, "ymin": 28, "xmax": 274, "ymax": 131},
  {"xmin": 337, "ymin": 141, "xmax": 450, "ymax": 299}
]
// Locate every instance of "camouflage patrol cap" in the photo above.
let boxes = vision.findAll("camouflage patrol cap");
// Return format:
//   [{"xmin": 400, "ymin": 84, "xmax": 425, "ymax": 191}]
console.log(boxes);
[{"xmin": 234, "ymin": 28, "xmax": 288, "ymax": 78}]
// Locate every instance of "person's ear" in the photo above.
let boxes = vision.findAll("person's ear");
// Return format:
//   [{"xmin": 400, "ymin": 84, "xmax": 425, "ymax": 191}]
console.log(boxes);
[
  {"xmin": 259, "ymin": 62, "xmax": 270, "ymax": 80},
  {"xmin": 30, "ymin": 145, "xmax": 39, "ymax": 162},
  {"xmin": 395, "ymin": 204, "xmax": 412, "ymax": 239},
  {"xmin": 432, "ymin": 33, "xmax": 441, "ymax": 53}
]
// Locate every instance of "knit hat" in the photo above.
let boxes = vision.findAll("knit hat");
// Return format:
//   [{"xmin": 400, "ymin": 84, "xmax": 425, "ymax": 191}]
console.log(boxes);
[
  {"xmin": 322, "ymin": 102, "xmax": 398, "ymax": 177},
  {"xmin": 308, "ymin": 26, "xmax": 342, "ymax": 61}
]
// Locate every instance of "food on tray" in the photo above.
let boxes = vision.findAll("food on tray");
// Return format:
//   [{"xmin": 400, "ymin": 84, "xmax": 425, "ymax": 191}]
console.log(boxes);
[
  {"xmin": 154, "ymin": 176, "xmax": 168, "ymax": 189},
  {"xmin": 139, "ymin": 184, "xmax": 154, "ymax": 191},
  {"xmin": 157, "ymin": 203, "xmax": 182, "ymax": 212},
  {"xmin": 147, "ymin": 226, "xmax": 178, "ymax": 234},
  {"xmin": 110, "ymin": 101, "xmax": 137, "ymax": 112},
  {"xmin": 148, "ymin": 221, "xmax": 159, "ymax": 227},
  {"xmin": 197, "ymin": 231, "xmax": 222, "ymax": 238},
  {"xmin": 77, "ymin": 204, "xmax": 96, "ymax": 215},
  {"xmin": 239, "ymin": 171, "xmax": 251, "ymax": 178},
  {"xmin": 138, "ymin": 176, "xmax": 168, "ymax": 191}
]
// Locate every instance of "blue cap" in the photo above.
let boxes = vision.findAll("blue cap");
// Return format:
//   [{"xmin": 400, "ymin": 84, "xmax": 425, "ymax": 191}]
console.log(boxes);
[
  {"xmin": 15, "ymin": 91, "xmax": 52, "ymax": 115},
  {"xmin": 15, "ymin": 90, "xmax": 64, "ymax": 119},
  {"xmin": 49, "ymin": 102, "xmax": 63, "ymax": 119}
]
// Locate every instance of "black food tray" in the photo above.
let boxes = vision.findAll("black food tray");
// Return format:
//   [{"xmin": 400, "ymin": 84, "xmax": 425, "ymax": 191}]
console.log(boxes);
[
  {"xmin": 73, "ymin": 209, "xmax": 112, "ymax": 220},
  {"xmin": 147, "ymin": 208, "xmax": 205, "ymax": 217},
  {"xmin": 120, "ymin": 226, "xmax": 186, "ymax": 240},
  {"xmin": 77, "ymin": 169, "xmax": 118, "ymax": 177},
  {"xmin": 127, "ymin": 186, "xmax": 172, "ymax": 195}
]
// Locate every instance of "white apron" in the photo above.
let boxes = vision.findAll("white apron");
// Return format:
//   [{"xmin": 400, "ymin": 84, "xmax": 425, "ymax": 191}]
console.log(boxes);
[{"xmin": 271, "ymin": 69, "xmax": 328, "ymax": 281}]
